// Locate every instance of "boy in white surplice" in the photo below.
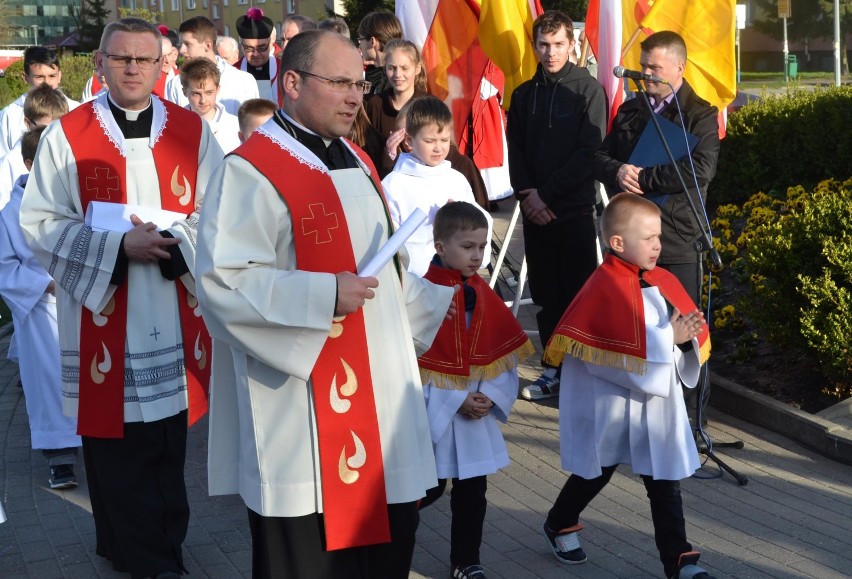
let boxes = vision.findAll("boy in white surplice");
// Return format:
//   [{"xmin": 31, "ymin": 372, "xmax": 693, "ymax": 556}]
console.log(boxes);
[
  {"xmin": 417, "ymin": 202, "xmax": 533, "ymax": 579},
  {"xmin": 541, "ymin": 193, "xmax": 714, "ymax": 579}
]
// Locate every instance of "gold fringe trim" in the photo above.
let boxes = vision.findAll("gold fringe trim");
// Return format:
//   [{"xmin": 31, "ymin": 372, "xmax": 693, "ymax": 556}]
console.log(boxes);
[
  {"xmin": 699, "ymin": 337, "xmax": 712, "ymax": 366},
  {"xmin": 544, "ymin": 335, "xmax": 648, "ymax": 375},
  {"xmin": 421, "ymin": 341, "xmax": 536, "ymax": 391}
]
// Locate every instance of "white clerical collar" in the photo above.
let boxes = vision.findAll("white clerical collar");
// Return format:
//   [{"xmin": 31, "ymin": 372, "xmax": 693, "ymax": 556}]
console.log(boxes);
[
  {"xmin": 278, "ymin": 110, "xmax": 334, "ymax": 147},
  {"xmin": 95, "ymin": 92, "xmax": 167, "ymax": 156},
  {"xmin": 107, "ymin": 93, "xmax": 152, "ymax": 121}
]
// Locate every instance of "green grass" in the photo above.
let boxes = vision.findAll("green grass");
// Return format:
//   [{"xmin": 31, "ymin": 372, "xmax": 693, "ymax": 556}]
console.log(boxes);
[{"xmin": 739, "ymin": 72, "xmax": 851, "ymax": 90}]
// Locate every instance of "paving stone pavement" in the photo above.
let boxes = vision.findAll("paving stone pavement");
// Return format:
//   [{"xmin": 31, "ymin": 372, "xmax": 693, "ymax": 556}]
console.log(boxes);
[{"xmin": 2, "ymin": 200, "xmax": 852, "ymax": 578}]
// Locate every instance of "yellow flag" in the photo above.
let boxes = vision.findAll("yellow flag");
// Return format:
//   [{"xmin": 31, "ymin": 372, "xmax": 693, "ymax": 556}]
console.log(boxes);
[
  {"xmin": 479, "ymin": 0, "xmax": 540, "ymax": 110},
  {"xmin": 636, "ymin": 0, "xmax": 737, "ymax": 111}
]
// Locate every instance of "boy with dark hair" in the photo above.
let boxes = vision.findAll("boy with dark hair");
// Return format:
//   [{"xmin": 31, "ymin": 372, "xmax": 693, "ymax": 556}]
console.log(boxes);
[
  {"xmin": 0, "ymin": 125, "xmax": 82, "ymax": 490},
  {"xmin": 0, "ymin": 46, "xmax": 78, "ymax": 156},
  {"xmin": 236, "ymin": 98, "xmax": 277, "ymax": 142},
  {"xmin": 541, "ymin": 193, "xmax": 714, "ymax": 579},
  {"xmin": 181, "ymin": 58, "xmax": 241, "ymax": 153},
  {"xmin": 357, "ymin": 12, "xmax": 403, "ymax": 96},
  {"xmin": 165, "ymin": 15, "xmax": 258, "ymax": 114},
  {"xmin": 418, "ymin": 201, "xmax": 532, "ymax": 579},
  {"xmin": 381, "ymin": 95, "xmax": 492, "ymax": 277},
  {"xmin": 0, "ymin": 85, "xmax": 69, "ymax": 208}
]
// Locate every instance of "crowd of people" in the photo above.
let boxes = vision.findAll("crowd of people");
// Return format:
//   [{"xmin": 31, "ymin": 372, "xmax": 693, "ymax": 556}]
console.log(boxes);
[{"xmin": 0, "ymin": 7, "xmax": 720, "ymax": 579}]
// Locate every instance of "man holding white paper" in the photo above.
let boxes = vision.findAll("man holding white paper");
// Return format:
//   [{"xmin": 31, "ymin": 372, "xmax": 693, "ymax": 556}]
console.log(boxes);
[
  {"xmin": 196, "ymin": 29, "xmax": 454, "ymax": 578},
  {"xmin": 21, "ymin": 18, "xmax": 222, "ymax": 578}
]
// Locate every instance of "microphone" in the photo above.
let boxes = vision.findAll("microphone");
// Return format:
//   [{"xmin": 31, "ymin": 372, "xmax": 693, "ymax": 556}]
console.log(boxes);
[{"xmin": 612, "ymin": 66, "xmax": 668, "ymax": 84}]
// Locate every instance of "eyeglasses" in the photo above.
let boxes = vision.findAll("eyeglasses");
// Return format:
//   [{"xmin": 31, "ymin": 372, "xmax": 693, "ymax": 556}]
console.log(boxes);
[
  {"xmin": 101, "ymin": 52, "xmax": 161, "ymax": 70},
  {"xmin": 295, "ymin": 70, "xmax": 372, "ymax": 94},
  {"xmin": 241, "ymin": 43, "xmax": 270, "ymax": 54}
]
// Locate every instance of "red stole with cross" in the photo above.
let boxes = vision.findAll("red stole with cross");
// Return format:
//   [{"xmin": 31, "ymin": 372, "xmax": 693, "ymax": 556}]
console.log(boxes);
[
  {"xmin": 419, "ymin": 263, "xmax": 533, "ymax": 390},
  {"xmin": 544, "ymin": 253, "xmax": 711, "ymax": 373},
  {"xmin": 61, "ymin": 98, "xmax": 212, "ymax": 438},
  {"xmin": 230, "ymin": 130, "xmax": 392, "ymax": 551}
]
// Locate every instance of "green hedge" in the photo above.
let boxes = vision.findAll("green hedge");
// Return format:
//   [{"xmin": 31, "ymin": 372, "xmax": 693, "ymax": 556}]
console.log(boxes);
[{"xmin": 709, "ymin": 86, "xmax": 852, "ymax": 209}]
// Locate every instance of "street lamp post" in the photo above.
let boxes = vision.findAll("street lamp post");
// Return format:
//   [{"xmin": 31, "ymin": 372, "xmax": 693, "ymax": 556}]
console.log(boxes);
[{"xmin": 31, "ymin": 24, "xmax": 38, "ymax": 46}]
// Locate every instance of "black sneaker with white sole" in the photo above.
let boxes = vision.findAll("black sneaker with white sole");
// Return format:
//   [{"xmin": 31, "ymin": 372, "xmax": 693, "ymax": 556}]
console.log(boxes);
[
  {"xmin": 542, "ymin": 522, "xmax": 587, "ymax": 564},
  {"xmin": 48, "ymin": 464, "xmax": 78, "ymax": 490},
  {"xmin": 451, "ymin": 564, "xmax": 486, "ymax": 579}
]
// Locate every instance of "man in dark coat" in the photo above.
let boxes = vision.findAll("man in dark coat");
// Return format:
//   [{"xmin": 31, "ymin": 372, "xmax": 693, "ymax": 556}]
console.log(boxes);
[{"xmin": 507, "ymin": 10, "xmax": 607, "ymax": 400}]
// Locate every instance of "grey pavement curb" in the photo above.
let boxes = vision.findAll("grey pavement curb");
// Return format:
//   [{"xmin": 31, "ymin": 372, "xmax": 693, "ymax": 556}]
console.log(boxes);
[{"xmin": 710, "ymin": 371, "xmax": 852, "ymax": 466}]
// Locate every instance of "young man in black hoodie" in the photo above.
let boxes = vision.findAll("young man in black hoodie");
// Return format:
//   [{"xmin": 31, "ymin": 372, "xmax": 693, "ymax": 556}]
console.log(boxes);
[{"xmin": 507, "ymin": 10, "xmax": 607, "ymax": 400}]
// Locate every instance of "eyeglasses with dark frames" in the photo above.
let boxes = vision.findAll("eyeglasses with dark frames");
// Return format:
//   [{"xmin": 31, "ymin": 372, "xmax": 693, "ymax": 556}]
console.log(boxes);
[
  {"xmin": 241, "ymin": 43, "xmax": 270, "ymax": 54},
  {"xmin": 295, "ymin": 70, "xmax": 372, "ymax": 95},
  {"xmin": 101, "ymin": 52, "xmax": 161, "ymax": 70}
]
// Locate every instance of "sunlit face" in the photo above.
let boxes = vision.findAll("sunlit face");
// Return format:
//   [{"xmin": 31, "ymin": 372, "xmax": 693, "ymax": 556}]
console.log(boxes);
[
  {"xmin": 639, "ymin": 46, "xmax": 684, "ymax": 101},
  {"xmin": 612, "ymin": 211, "xmax": 662, "ymax": 271},
  {"xmin": 407, "ymin": 122, "xmax": 451, "ymax": 167},
  {"xmin": 24, "ymin": 63, "xmax": 62, "ymax": 90},
  {"xmin": 185, "ymin": 78, "xmax": 219, "ymax": 119},
  {"xmin": 161, "ymin": 38, "xmax": 178, "ymax": 72},
  {"xmin": 436, "ymin": 227, "xmax": 488, "ymax": 278},
  {"xmin": 241, "ymin": 37, "xmax": 271, "ymax": 67},
  {"xmin": 96, "ymin": 30, "xmax": 161, "ymax": 110},
  {"xmin": 280, "ymin": 22, "xmax": 300, "ymax": 51},
  {"xmin": 283, "ymin": 35, "xmax": 364, "ymax": 139},
  {"xmin": 180, "ymin": 32, "xmax": 210, "ymax": 60},
  {"xmin": 384, "ymin": 48, "xmax": 420, "ymax": 96},
  {"xmin": 535, "ymin": 27, "xmax": 575, "ymax": 75},
  {"xmin": 358, "ymin": 35, "xmax": 377, "ymax": 63}
]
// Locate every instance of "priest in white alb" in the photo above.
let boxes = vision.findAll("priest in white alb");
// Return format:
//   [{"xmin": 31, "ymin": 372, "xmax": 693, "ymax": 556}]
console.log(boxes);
[
  {"xmin": 20, "ymin": 18, "xmax": 223, "ymax": 579},
  {"xmin": 196, "ymin": 29, "xmax": 455, "ymax": 579}
]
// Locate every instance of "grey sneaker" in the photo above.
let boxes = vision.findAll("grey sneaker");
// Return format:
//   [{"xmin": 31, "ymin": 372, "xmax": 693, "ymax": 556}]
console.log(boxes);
[
  {"xmin": 521, "ymin": 373, "xmax": 560, "ymax": 400},
  {"xmin": 542, "ymin": 522, "xmax": 587, "ymax": 564},
  {"xmin": 671, "ymin": 551, "xmax": 716, "ymax": 579},
  {"xmin": 48, "ymin": 465, "xmax": 78, "ymax": 490}
]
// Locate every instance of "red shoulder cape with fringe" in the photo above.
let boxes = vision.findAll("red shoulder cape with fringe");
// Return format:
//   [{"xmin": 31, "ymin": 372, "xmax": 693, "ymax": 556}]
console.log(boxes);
[
  {"xmin": 544, "ymin": 253, "xmax": 710, "ymax": 374},
  {"xmin": 418, "ymin": 262, "xmax": 534, "ymax": 390}
]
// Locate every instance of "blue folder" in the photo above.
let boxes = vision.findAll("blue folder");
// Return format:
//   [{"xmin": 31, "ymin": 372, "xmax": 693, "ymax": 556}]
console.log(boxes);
[{"xmin": 628, "ymin": 114, "xmax": 699, "ymax": 207}]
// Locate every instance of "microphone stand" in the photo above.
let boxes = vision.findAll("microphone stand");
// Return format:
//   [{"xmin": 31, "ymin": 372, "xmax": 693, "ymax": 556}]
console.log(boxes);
[{"xmin": 630, "ymin": 78, "xmax": 747, "ymax": 486}]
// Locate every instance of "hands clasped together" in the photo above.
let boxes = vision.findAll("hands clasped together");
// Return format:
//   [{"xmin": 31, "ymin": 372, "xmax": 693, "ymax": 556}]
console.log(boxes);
[
  {"xmin": 670, "ymin": 307, "xmax": 706, "ymax": 345},
  {"xmin": 460, "ymin": 392, "xmax": 494, "ymax": 420}
]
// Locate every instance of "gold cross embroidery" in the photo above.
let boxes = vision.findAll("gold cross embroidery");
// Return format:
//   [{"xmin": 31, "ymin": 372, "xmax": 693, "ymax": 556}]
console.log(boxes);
[{"xmin": 302, "ymin": 203, "xmax": 339, "ymax": 244}]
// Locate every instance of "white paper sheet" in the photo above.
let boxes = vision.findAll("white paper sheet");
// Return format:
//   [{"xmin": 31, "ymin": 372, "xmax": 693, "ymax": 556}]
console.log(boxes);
[
  {"xmin": 84, "ymin": 201, "xmax": 188, "ymax": 232},
  {"xmin": 359, "ymin": 208, "xmax": 427, "ymax": 278}
]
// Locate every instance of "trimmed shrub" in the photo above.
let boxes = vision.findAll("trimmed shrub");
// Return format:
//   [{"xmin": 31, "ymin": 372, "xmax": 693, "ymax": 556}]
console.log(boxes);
[
  {"xmin": 60, "ymin": 55, "xmax": 96, "ymax": 102},
  {"xmin": 710, "ymin": 86, "xmax": 852, "ymax": 209}
]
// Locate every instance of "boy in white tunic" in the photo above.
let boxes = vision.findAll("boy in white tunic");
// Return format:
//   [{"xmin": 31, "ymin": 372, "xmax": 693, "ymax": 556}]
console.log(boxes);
[
  {"xmin": 180, "ymin": 58, "xmax": 241, "ymax": 153},
  {"xmin": 381, "ymin": 96, "xmax": 492, "ymax": 277},
  {"xmin": 541, "ymin": 193, "xmax": 714, "ymax": 579},
  {"xmin": 417, "ymin": 202, "xmax": 533, "ymax": 579},
  {"xmin": 0, "ymin": 127, "xmax": 82, "ymax": 489}
]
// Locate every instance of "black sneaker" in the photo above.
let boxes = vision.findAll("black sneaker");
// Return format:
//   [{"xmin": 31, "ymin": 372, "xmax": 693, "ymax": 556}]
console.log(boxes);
[
  {"xmin": 671, "ymin": 551, "xmax": 716, "ymax": 579},
  {"xmin": 542, "ymin": 522, "xmax": 587, "ymax": 564},
  {"xmin": 451, "ymin": 564, "xmax": 486, "ymax": 579},
  {"xmin": 48, "ymin": 465, "xmax": 78, "ymax": 490}
]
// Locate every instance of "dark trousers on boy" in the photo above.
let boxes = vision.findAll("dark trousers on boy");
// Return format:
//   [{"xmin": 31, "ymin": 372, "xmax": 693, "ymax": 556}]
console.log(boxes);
[
  {"xmin": 547, "ymin": 465, "xmax": 691, "ymax": 578},
  {"xmin": 421, "ymin": 476, "xmax": 488, "ymax": 568}
]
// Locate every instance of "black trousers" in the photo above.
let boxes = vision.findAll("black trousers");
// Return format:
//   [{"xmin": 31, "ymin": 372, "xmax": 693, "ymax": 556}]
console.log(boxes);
[
  {"xmin": 421, "ymin": 476, "xmax": 488, "ymax": 567},
  {"xmin": 547, "ymin": 466, "xmax": 691, "ymax": 578},
  {"xmin": 660, "ymin": 261, "xmax": 708, "ymax": 427},
  {"xmin": 83, "ymin": 411, "xmax": 189, "ymax": 579},
  {"xmin": 523, "ymin": 212, "xmax": 598, "ymax": 367},
  {"xmin": 248, "ymin": 501, "xmax": 419, "ymax": 579}
]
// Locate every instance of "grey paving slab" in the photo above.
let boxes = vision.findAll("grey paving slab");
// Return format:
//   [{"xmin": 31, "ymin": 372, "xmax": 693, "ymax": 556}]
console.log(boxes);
[{"xmin": 2, "ymin": 200, "xmax": 852, "ymax": 578}]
